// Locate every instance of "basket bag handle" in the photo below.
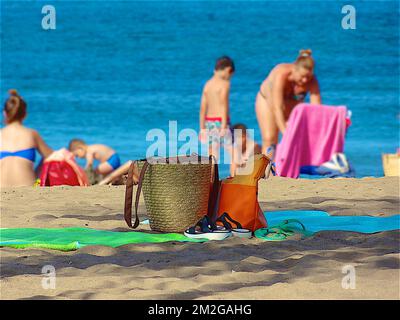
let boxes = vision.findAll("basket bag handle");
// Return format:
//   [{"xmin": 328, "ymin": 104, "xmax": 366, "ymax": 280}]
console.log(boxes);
[
  {"xmin": 124, "ymin": 156, "xmax": 219, "ymax": 229},
  {"xmin": 207, "ymin": 156, "xmax": 220, "ymax": 218},
  {"xmin": 124, "ymin": 160, "xmax": 148, "ymax": 228}
]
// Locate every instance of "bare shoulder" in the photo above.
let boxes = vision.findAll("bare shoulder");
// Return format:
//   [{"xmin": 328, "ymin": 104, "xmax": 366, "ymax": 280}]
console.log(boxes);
[
  {"xmin": 205, "ymin": 77, "xmax": 229, "ymax": 93},
  {"xmin": 30, "ymin": 128, "xmax": 44, "ymax": 142},
  {"xmin": 30, "ymin": 128, "xmax": 39, "ymax": 137},
  {"xmin": 270, "ymin": 65, "xmax": 289, "ymax": 88},
  {"xmin": 275, "ymin": 63, "xmax": 291, "ymax": 77},
  {"xmin": 30, "ymin": 129, "xmax": 44, "ymax": 146},
  {"xmin": 203, "ymin": 79, "xmax": 212, "ymax": 93},
  {"xmin": 221, "ymin": 79, "xmax": 230, "ymax": 89}
]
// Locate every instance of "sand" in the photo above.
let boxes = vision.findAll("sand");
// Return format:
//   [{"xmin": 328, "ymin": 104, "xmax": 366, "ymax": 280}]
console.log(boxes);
[{"xmin": 0, "ymin": 176, "xmax": 399, "ymax": 300}]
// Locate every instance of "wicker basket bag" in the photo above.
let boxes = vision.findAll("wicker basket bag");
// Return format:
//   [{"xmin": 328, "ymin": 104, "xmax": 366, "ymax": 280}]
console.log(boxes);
[{"xmin": 124, "ymin": 155, "xmax": 219, "ymax": 233}]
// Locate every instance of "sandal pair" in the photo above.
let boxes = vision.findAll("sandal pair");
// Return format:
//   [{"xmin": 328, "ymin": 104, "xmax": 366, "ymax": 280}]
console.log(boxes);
[
  {"xmin": 184, "ymin": 213, "xmax": 252, "ymax": 241},
  {"xmin": 184, "ymin": 215, "xmax": 231, "ymax": 240},
  {"xmin": 214, "ymin": 212, "xmax": 252, "ymax": 239}
]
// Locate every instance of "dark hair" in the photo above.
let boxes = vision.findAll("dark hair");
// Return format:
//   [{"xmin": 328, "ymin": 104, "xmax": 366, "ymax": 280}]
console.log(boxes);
[
  {"xmin": 232, "ymin": 123, "xmax": 247, "ymax": 135},
  {"xmin": 215, "ymin": 56, "xmax": 235, "ymax": 73},
  {"xmin": 68, "ymin": 138, "xmax": 86, "ymax": 151},
  {"xmin": 4, "ymin": 89, "xmax": 27, "ymax": 123}
]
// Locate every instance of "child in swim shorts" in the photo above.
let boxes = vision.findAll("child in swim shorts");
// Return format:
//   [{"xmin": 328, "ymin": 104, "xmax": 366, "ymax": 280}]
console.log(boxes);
[
  {"xmin": 68, "ymin": 139, "xmax": 121, "ymax": 175},
  {"xmin": 199, "ymin": 56, "xmax": 235, "ymax": 158}
]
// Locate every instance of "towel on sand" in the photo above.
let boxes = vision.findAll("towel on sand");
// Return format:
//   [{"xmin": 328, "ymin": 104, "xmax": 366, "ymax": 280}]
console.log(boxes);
[
  {"xmin": 255, "ymin": 211, "xmax": 399, "ymax": 241},
  {"xmin": 1, "ymin": 212, "xmax": 398, "ymax": 251},
  {"xmin": 0, "ymin": 227, "xmax": 204, "ymax": 251},
  {"xmin": 275, "ymin": 103, "xmax": 348, "ymax": 178},
  {"xmin": 266, "ymin": 211, "xmax": 400, "ymax": 233}
]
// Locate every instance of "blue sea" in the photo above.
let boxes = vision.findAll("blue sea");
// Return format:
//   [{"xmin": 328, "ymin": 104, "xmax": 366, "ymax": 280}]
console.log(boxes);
[{"xmin": 1, "ymin": 0, "xmax": 399, "ymax": 177}]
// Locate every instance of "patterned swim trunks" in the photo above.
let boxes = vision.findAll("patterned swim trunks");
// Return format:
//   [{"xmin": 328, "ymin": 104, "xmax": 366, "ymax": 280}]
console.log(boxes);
[{"xmin": 204, "ymin": 117, "xmax": 232, "ymax": 147}]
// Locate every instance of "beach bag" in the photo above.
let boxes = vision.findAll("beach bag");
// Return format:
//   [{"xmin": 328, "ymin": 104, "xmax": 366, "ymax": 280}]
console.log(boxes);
[
  {"xmin": 213, "ymin": 154, "xmax": 270, "ymax": 232},
  {"xmin": 39, "ymin": 149, "xmax": 89, "ymax": 187},
  {"xmin": 124, "ymin": 155, "xmax": 219, "ymax": 233},
  {"xmin": 382, "ymin": 153, "xmax": 400, "ymax": 177}
]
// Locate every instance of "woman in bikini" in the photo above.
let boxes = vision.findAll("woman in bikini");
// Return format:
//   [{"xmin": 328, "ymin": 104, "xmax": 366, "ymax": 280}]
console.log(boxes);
[
  {"xmin": 255, "ymin": 49, "xmax": 322, "ymax": 158},
  {"xmin": 1, "ymin": 90, "xmax": 53, "ymax": 187}
]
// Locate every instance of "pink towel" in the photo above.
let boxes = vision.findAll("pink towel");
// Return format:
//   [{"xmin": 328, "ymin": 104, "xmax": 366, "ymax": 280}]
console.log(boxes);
[{"xmin": 275, "ymin": 103, "xmax": 348, "ymax": 178}]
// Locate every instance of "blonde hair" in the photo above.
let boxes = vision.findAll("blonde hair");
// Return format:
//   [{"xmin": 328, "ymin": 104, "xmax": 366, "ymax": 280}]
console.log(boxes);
[
  {"xmin": 3, "ymin": 89, "xmax": 27, "ymax": 123},
  {"xmin": 68, "ymin": 139, "xmax": 86, "ymax": 151},
  {"xmin": 295, "ymin": 49, "xmax": 314, "ymax": 71}
]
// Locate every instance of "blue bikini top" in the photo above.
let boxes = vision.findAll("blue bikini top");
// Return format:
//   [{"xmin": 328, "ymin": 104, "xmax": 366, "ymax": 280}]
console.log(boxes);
[
  {"xmin": 293, "ymin": 92, "xmax": 307, "ymax": 101},
  {"xmin": 0, "ymin": 148, "xmax": 36, "ymax": 162}
]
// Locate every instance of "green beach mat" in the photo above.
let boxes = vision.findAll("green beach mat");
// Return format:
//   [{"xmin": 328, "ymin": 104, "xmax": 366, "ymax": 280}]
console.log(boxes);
[
  {"xmin": 2, "ymin": 212, "xmax": 398, "ymax": 250},
  {"xmin": 0, "ymin": 227, "xmax": 205, "ymax": 251}
]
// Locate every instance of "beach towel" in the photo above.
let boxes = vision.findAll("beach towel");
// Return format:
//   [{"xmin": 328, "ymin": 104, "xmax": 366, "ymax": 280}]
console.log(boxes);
[
  {"xmin": 275, "ymin": 103, "xmax": 348, "ymax": 178},
  {"xmin": 265, "ymin": 211, "xmax": 400, "ymax": 233},
  {"xmin": 255, "ymin": 211, "xmax": 399, "ymax": 241},
  {"xmin": 39, "ymin": 148, "xmax": 89, "ymax": 186},
  {"xmin": 300, "ymin": 153, "xmax": 355, "ymax": 178},
  {"xmin": 0, "ymin": 227, "xmax": 204, "ymax": 251},
  {"xmin": 2, "ymin": 212, "xmax": 398, "ymax": 251}
]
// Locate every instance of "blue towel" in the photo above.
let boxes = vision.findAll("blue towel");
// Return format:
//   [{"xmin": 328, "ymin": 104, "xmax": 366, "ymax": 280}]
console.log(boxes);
[
  {"xmin": 265, "ymin": 210, "xmax": 399, "ymax": 233},
  {"xmin": 300, "ymin": 165, "xmax": 356, "ymax": 178}
]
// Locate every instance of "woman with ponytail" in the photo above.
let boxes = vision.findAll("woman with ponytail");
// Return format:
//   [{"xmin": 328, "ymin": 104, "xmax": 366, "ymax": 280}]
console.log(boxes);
[
  {"xmin": 255, "ymin": 49, "xmax": 322, "ymax": 157},
  {"xmin": 1, "ymin": 89, "xmax": 53, "ymax": 187}
]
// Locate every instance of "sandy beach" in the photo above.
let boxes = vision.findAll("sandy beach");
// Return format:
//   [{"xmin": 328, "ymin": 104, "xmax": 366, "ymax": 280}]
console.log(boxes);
[{"xmin": 1, "ymin": 176, "xmax": 399, "ymax": 300}]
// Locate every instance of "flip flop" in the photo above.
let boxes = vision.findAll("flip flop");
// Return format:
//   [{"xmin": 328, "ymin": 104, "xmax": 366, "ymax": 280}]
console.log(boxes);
[
  {"xmin": 257, "ymin": 227, "xmax": 288, "ymax": 241},
  {"xmin": 184, "ymin": 216, "xmax": 232, "ymax": 241},
  {"xmin": 215, "ymin": 212, "xmax": 252, "ymax": 239},
  {"xmin": 254, "ymin": 219, "xmax": 313, "ymax": 241}
]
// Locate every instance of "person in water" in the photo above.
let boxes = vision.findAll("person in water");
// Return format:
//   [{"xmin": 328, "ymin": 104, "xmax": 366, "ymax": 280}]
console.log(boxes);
[
  {"xmin": 255, "ymin": 49, "xmax": 322, "ymax": 158},
  {"xmin": 230, "ymin": 123, "xmax": 261, "ymax": 177},
  {"xmin": 199, "ymin": 56, "xmax": 235, "ymax": 159},
  {"xmin": 68, "ymin": 139, "xmax": 121, "ymax": 175},
  {"xmin": 0, "ymin": 89, "xmax": 53, "ymax": 187}
]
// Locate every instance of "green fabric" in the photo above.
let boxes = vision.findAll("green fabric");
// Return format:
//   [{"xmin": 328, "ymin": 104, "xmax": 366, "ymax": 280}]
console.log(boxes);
[
  {"xmin": 254, "ymin": 219, "xmax": 314, "ymax": 241},
  {"xmin": 0, "ymin": 227, "xmax": 205, "ymax": 251}
]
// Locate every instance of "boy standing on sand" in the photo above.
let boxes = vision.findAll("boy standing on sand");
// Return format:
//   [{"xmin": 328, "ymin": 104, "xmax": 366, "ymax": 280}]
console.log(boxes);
[{"xmin": 199, "ymin": 56, "xmax": 235, "ymax": 160}]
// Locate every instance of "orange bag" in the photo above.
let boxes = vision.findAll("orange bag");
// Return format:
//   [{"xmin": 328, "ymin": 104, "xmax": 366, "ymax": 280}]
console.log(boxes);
[{"xmin": 214, "ymin": 154, "xmax": 270, "ymax": 231}]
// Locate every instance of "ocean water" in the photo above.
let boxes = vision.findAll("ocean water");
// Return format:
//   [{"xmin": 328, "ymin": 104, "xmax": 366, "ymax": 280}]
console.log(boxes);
[{"xmin": 1, "ymin": 0, "xmax": 399, "ymax": 177}]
